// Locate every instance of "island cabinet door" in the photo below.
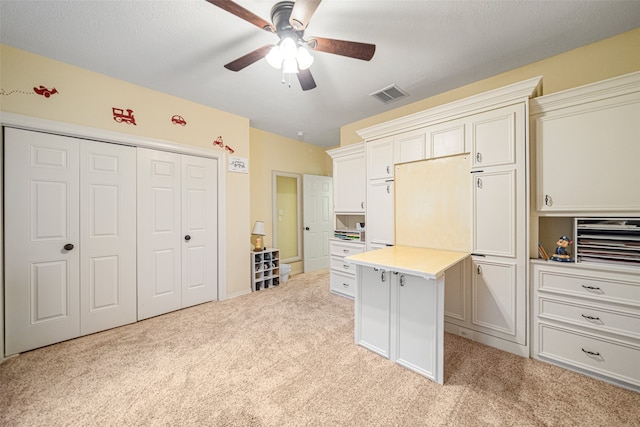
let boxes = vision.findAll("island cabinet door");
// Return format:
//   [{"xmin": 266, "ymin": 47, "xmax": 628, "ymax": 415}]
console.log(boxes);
[
  {"xmin": 356, "ymin": 266, "xmax": 391, "ymax": 358},
  {"xmin": 395, "ymin": 274, "xmax": 441, "ymax": 382}
]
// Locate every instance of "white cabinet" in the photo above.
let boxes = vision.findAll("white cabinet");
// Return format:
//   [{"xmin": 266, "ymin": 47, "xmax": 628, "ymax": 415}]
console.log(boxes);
[
  {"xmin": 426, "ymin": 117, "xmax": 466, "ymax": 159},
  {"xmin": 472, "ymin": 169, "xmax": 516, "ymax": 257},
  {"xmin": 251, "ymin": 249, "xmax": 280, "ymax": 291},
  {"xmin": 531, "ymin": 261, "xmax": 640, "ymax": 391},
  {"xmin": 394, "ymin": 128, "xmax": 426, "ymax": 164},
  {"xmin": 531, "ymin": 72, "xmax": 640, "ymax": 213},
  {"xmin": 367, "ymin": 137, "xmax": 395, "ymax": 250},
  {"xmin": 329, "ymin": 240, "xmax": 364, "ymax": 298},
  {"xmin": 367, "ymin": 137, "xmax": 394, "ymax": 180},
  {"xmin": 469, "ymin": 104, "xmax": 520, "ymax": 169},
  {"xmin": 356, "ymin": 266, "xmax": 391, "ymax": 357},
  {"xmin": 396, "ymin": 272, "xmax": 440, "ymax": 379},
  {"xmin": 4, "ymin": 128, "xmax": 136, "ymax": 356},
  {"xmin": 137, "ymin": 148, "xmax": 218, "ymax": 320},
  {"xmin": 471, "ymin": 257, "xmax": 525, "ymax": 344},
  {"xmin": 367, "ymin": 180, "xmax": 395, "ymax": 245},
  {"xmin": 351, "ymin": 246, "xmax": 461, "ymax": 384},
  {"xmin": 328, "ymin": 143, "xmax": 366, "ymax": 213}
]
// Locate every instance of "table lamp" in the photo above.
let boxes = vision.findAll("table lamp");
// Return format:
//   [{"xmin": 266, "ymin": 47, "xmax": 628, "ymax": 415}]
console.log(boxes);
[{"xmin": 252, "ymin": 221, "xmax": 266, "ymax": 252}]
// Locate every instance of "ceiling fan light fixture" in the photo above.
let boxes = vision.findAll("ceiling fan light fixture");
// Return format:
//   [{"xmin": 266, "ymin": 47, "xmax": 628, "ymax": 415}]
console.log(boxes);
[
  {"xmin": 282, "ymin": 58, "xmax": 299, "ymax": 74},
  {"xmin": 296, "ymin": 46, "xmax": 314, "ymax": 70},
  {"xmin": 266, "ymin": 46, "xmax": 283, "ymax": 69},
  {"xmin": 280, "ymin": 37, "xmax": 298, "ymax": 60}
]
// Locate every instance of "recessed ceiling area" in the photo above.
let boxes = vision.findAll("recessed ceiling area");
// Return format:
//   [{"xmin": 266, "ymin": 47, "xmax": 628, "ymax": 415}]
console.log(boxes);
[{"xmin": 1, "ymin": 1, "xmax": 639, "ymax": 147}]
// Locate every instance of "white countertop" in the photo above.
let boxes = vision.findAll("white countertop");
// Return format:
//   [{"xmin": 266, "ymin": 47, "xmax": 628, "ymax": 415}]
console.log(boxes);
[{"xmin": 345, "ymin": 245, "xmax": 470, "ymax": 279}]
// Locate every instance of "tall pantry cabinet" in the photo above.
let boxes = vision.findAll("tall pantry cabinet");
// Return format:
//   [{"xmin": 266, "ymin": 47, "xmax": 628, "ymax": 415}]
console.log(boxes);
[{"xmin": 3, "ymin": 124, "xmax": 220, "ymax": 356}]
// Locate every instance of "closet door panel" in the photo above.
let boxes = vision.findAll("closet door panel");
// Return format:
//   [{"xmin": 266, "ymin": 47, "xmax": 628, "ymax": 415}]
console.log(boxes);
[
  {"xmin": 137, "ymin": 148, "xmax": 182, "ymax": 319},
  {"xmin": 181, "ymin": 155, "xmax": 218, "ymax": 307},
  {"xmin": 4, "ymin": 128, "xmax": 81, "ymax": 355},
  {"xmin": 80, "ymin": 141, "xmax": 136, "ymax": 335}
]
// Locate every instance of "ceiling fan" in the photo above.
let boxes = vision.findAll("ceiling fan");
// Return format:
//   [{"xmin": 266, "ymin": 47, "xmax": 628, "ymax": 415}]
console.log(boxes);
[{"xmin": 207, "ymin": 0, "xmax": 376, "ymax": 91}]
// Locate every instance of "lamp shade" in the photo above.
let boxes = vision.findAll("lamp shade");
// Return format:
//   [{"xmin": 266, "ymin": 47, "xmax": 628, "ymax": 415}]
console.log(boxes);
[{"xmin": 252, "ymin": 221, "xmax": 266, "ymax": 236}]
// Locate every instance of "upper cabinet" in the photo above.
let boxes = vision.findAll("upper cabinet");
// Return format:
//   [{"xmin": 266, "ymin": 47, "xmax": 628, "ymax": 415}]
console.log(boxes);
[
  {"xmin": 367, "ymin": 137, "xmax": 395, "ymax": 180},
  {"xmin": 531, "ymin": 71, "xmax": 640, "ymax": 213},
  {"xmin": 328, "ymin": 143, "xmax": 366, "ymax": 213},
  {"xmin": 394, "ymin": 128, "xmax": 426, "ymax": 164},
  {"xmin": 469, "ymin": 104, "xmax": 521, "ymax": 169}
]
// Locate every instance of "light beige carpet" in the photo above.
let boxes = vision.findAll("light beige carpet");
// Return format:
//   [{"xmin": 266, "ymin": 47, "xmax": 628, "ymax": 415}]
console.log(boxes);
[{"xmin": 1, "ymin": 269, "xmax": 638, "ymax": 426}]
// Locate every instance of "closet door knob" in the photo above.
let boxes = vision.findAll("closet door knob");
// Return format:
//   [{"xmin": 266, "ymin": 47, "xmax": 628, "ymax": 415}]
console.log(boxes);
[
  {"xmin": 63, "ymin": 243, "xmax": 74, "ymax": 251},
  {"xmin": 184, "ymin": 235, "xmax": 191, "ymax": 241}
]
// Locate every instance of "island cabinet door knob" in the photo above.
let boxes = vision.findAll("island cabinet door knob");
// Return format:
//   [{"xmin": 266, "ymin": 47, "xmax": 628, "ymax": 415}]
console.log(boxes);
[
  {"xmin": 184, "ymin": 235, "xmax": 191, "ymax": 241},
  {"xmin": 63, "ymin": 243, "xmax": 74, "ymax": 251}
]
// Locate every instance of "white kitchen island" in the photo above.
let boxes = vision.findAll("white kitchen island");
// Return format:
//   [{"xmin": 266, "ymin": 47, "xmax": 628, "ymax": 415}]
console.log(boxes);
[{"xmin": 346, "ymin": 245, "xmax": 469, "ymax": 384}]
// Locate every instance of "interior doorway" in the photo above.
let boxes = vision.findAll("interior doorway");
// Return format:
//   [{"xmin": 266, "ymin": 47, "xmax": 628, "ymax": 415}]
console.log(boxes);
[{"xmin": 272, "ymin": 172, "xmax": 302, "ymax": 263}]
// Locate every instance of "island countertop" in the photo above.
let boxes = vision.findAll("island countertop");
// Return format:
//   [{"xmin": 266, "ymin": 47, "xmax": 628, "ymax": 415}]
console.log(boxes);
[{"xmin": 345, "ymin": 245, "xmax": 470, "ymax": 279}]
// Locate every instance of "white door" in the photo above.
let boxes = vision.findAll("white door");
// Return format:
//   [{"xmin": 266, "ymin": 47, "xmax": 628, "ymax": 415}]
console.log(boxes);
[
  {"xmin": 5, "ymin": 128, "xmax": 81, "ymax": 355},
  {"xmin": 80, "ymin": 141, "xmax": 136, "ymax": 335},
  {"xmin": 137, "ymin": 148, "xmax": 182, "ymax": 319},
  {"xmin": 303, "ymin": 174, "xmax": 332, "ymax": 272},
  {"xmin": 181, "ymin": 155, "xmax": 218, "ymax": 307}
]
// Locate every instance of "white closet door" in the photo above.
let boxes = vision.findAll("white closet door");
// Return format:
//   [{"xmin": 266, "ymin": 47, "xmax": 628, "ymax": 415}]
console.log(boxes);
[
  {"xmin": 137, "ymin": 148, "xmax": 182, "ymax": 320},
  {"xmin": 4, "ymin": 128, "xmax": 81, "ymax": 355},
  {"xmin": 80, "ymin": 141, "xmax": 136, "ymax": 334},
  {"xmin": 181, "ymin": 155, "xmax": 218, "ymax": 307}
]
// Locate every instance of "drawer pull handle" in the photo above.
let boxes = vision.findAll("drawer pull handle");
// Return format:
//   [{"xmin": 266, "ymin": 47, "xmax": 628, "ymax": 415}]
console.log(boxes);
[
  {"xmin": 581, "ymin": 348, "xmax": 601, "ymax": 357},
  {"xmin": 342, "ymin": 283, "xmax": 349, "ymax": 288},
  {"xmin": 343, "ymin": 264, "xmax": 350, "ymax": 269},
  {"xmin": 581, "ymin": 285, "xmax": 601, "ymax": 291},
  {"xmin": 343, "ymin": 249, "xmax": 349, "ymax": 253},
  {"xmin": 581, "ymin": 314, "xmax": 601, "ymax": 321}
]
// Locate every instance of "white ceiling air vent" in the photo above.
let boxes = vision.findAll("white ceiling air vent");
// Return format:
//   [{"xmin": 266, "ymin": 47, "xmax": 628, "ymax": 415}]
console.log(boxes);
[{"xmin": 369, "ymin": 84, "xmax": 409, "ymax": 104}]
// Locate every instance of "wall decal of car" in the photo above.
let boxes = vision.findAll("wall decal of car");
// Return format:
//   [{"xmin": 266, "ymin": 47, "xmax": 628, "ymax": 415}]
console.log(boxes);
[{"xmin": 171, "ymin": 115, "xmax": 187, "ymax": 126}]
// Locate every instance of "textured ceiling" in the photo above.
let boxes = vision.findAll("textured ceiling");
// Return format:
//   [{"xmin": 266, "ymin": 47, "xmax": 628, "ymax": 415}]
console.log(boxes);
[{"xmin": 1, "ymin": 0, "xmax": 639, "ymax": 147}]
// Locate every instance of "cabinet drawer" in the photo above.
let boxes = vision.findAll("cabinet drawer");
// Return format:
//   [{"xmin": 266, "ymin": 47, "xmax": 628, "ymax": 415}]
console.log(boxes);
[
  {"xmin": 330, "ymin": 271, "xmax": 355, "ymax": 298},
  {"xmin": 330, "ymin": 241, "xmax": 365, "ymax": 257},
  {"xmin": 538, "ymin": 323, "xmax": 640, "ymax": 387},
  {"xmin": 539, "ymin": 297, "xmax": 640, "ymax": 340},
  {"xmin": 536, "ymin": 267, "xmax": 640, "ymax": 307},
  {"xmin": 330, "ymin": 256, "xmax": 356, "ymax": 275}
]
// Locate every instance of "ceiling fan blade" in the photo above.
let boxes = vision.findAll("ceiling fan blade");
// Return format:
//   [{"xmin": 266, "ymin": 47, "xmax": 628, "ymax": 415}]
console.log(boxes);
[
  {"xmin": 289, "ymin": 0, "xmax": 322, "ymax": 31},
  {"xmin": 224, "ymin": 45, "xmax": 274, "ymax": 71},
  {"xmin": 308, "ymin": 37, "xmax": 375, "ymax": 61},
  {"xmin": 297, "ymin": 68, "xmax": 317, "ymax": 91},
  {"xmin": 206, "ymin": 0, "xmax": 274, "ymax": 32}
]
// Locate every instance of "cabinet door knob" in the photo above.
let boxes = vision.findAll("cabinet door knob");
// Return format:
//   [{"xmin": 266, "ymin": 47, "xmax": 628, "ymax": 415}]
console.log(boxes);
[
  {"xmin": 399, "ymin": 275, "xmax": 405, "ymax": 286},
  {"xmin": 381, "ymin": 270, "xmax": 386, "ymax": 282},
  {"xmin": 476, "ymin": 265, "xmax": 482, "ymax": 275},
  {"xmin": 544, "ymin": 194, "xmax": 552, "ymax": 206},
  {"xmin": 386, "ymin": 185, "xmax": 390, "ymax": 194},
  {"xmin": 184, "ymin": 235, "xmax": 191, "ymax": 241},
  {"xmin": 476, "ymin": 178, "xmax": 482, "ymax": 189},
  {"xmin": 305, "ymin": 227, "xmax": 310, "ymax": 231},
  {"xmin": 63, "ymin": 243, "xmax": 74, "ymax": 251},
  {"xmin": 476, "ymin": 152, "xmax": 482, "ymax": 163},
  {"xmin": 361, "ymin": 201, "xmax": 364, "ymax": 209},
  {"xmin": 386, "ymin": 165, "xmax": 390, "ymax": 174}
]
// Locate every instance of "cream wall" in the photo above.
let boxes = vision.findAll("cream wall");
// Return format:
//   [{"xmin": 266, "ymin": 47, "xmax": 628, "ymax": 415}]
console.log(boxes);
[
  {"xmin": 341, "ymin": 28, "xmax": 640, "ymax": 146},
  {"xmin": 0, "ymin": 44, "xmax": 251, "ymax": 300},
  {"xmin": 250, "ymin": 128, "xmax": 332, "ymax": 275}
]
